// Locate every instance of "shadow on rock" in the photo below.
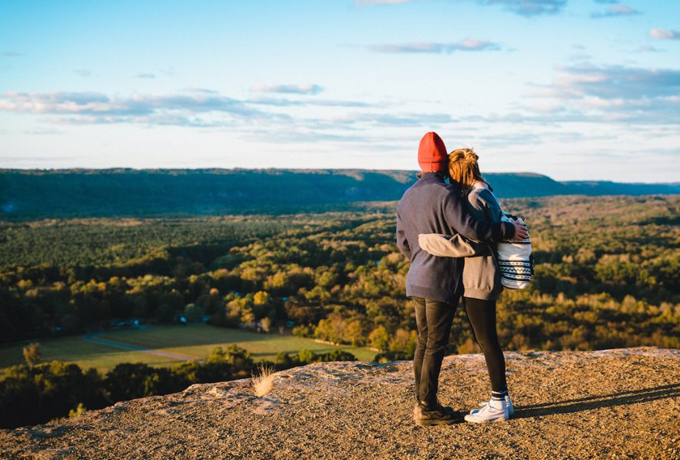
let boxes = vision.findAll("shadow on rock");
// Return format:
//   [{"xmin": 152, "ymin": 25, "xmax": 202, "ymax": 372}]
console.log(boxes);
[{"xmin": 514, "ymin": 383, "xmax": 680, "ymax": 419}]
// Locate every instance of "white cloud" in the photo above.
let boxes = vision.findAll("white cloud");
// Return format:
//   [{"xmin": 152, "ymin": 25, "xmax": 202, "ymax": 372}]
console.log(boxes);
[
  {"xmin": 485, "ymin": 0, "xmax": 567, "ymax": 16},
  {"xmin": 0, "ymin": 90, "xmax": 271, "ymax": 126},
  {"xmin": 527, "ymin": 101, "xmax": 564, "ymax": 113},
  {"xmin": 537, "ymin": 64, "xmax": 680, "ymax": 100},
  {"xmin": 649, "ymin": 28, "xmax": 680, "ymax": 40},
  {"xmin": 247, "ymin": 97, "xmax": 372, "ymax": 108},
  {"xmin": 636, "ymin": 45, "xmax": 662, "ymax": 53},
  {"xmin": 591, "ymin": 4, "xmax": 640, "ymax": 18},
  {"xmin": 312, "ymin": 111, "xmax": 454, "ymax": 127},
  {"xmin": 249, "ymin": 84, "xmax": 324, "ymax": 95},
  {"xmin": 525, "ymin": 64, "xmax": 680, "ymax": 124},
  {"xmin": 355, "ymin": 0, "xmax": 568, "ymax": 16},
  {"xmin": 74, "ymin": 69, "xmax": 94, "ymax": 77},
  {"xmin": 0, "ymin": 90, "xmax": 455, "ymax": 133},
  {"xmin": 370, "ymin": 39, "xmax": 501, "ymax": 53}
]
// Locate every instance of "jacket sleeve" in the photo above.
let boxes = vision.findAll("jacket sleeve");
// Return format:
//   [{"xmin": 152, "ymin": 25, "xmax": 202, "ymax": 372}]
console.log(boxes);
[
  {"xmin": 443, "ymin": 190, "xmax": 514, "ymax": 242},
  {"xmin": 469, "ymin": 189, "xmax": 503, "ymax": 223},
  {"xmin": 418, "ymin": 233, "xmax": 489, "ymax": 258},
  {"xmin": 396, "ymin": 209, "xmax": 411, "ymax": 259}
]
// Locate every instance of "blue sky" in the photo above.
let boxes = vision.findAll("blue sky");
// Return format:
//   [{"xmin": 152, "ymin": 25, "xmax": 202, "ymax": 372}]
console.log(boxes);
[{"xmin": 1, "ymin": 0, "xmax": 679, "ymax": 181}]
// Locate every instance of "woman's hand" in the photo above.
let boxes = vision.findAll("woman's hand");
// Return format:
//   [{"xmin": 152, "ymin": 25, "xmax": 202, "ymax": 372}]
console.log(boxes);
[{"xmin": 513, "ymin": 223, "xmax": 529, "ymax": 240}]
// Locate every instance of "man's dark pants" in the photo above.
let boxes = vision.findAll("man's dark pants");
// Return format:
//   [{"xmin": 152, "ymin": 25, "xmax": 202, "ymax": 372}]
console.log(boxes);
[{"xmin": 413, "ymin": 296, "xmax": 458, "ymax": 407}]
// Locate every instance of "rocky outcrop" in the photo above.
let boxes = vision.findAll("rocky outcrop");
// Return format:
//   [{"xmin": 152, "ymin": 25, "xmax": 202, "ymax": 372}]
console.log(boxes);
[{"xmin": 2, "ymin": 348, "xmax": 679, "ymax": 460}]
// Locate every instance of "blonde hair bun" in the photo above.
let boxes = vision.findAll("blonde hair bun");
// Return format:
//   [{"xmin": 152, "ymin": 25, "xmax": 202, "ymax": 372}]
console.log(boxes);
[
  {"xmin": 447, "ymin": 148, "xmax": 487, "ymax": 191},
  {"xmin": 464, "ymin": 149, "xmax": 478, "ymax": 163},
  {"xmin": 449, "ymin": 148, "xmax": 478, "ymax": 164}
]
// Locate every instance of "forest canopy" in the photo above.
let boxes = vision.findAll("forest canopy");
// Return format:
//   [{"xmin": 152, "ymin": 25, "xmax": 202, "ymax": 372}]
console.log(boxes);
[
  {"xmin": 1, "ymin": 194, "xmax": 679, "ymax": 428},
  {"xmin": 1, "ymin": 194, "xmax": 678, "ymax": 351}
]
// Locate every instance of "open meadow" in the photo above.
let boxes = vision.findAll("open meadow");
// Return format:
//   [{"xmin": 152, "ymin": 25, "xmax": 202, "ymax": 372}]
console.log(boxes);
[{"xmin": 0, "ymin": 324, "xmax": 376, "ymax": 375}]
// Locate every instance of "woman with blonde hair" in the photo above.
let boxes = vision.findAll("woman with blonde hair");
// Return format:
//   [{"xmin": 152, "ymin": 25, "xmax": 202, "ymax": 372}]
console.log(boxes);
[{"xmin": 419, "ymin": 148, "xmax": 514, "ymax": 423}]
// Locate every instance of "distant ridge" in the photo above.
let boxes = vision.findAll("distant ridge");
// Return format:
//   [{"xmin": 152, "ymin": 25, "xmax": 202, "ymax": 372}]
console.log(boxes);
[
  {"xmin": 561, "ymin": 180, "xmax": 680, "ymax": 196},
  {"xmin": 1, "ymin": 168, "xmax": 679, "ymax": 220}
]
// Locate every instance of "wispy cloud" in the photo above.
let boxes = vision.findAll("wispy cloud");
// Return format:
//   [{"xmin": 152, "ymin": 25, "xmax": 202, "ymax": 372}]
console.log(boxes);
[
  {"xmin": 568, "ymin": 52, "xmax": 592, "ymax": 61},
  {"xmin": 1, "ymin": 51, "xmax": 22, "ymax": 57},
  {"xmin": 74, "ymin": 69, "xmax": 94, "ymax": 77},
  {"xmin": 649, "ymin": 28, "xmax": 680, "ymax": 40},
  {"xmin": 590, "ymin": 4, "xmax": 640, "ymax": 18},
  {"xmin": 525, "ymin": 64, "xmax": 680, "ymax": 124},
  {"xmin": 355, "ymin": 0, "xmax": 568, "ymax": 16},
  {"xmin": 636, "ymin": 45, "xmax": 662, "ymax": 53},
  {"xmin": 237, "ymin": 106, "xmax": 456, "ymax": 150},
  {"xmin": 310, "ymin": 111, "xmax": 454, "ymax": 128},
  {"xmin": 248, "ymin": 97, "xmax": 373, "ymax": 108},
  {"xmin": 180, "ymin": 88, "xmax": 219, "ymax": 94},
  {"xmin": 370, "ymin": 39, "xmax": 501, "ymax": 54},
  {"xmin": 0, "ymin": 89, "xmax": 446, "ymax": 133},
  {"xmin": 533, "ymin": 64, "xmax": 680, "ymax": 100},
  {"xmin": 137, "ymin": 73, "xmax": 156, "ymax": 79},
  {"xmin": 250, "ymin": 84, "xmax": 324, "ymax": 95},
  {"xmin": 0, "ymin": 90, "xmax": 274, "ymax": 126},
  {"xmin": 486, "ymin": 0, "xmax": 567, "ymax": 16}
]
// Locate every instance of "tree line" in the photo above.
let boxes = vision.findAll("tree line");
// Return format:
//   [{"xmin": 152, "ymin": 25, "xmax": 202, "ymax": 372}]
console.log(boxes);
[{"xmin": 0, "ymin": 344, "xmax": 356, "ymax": 428}]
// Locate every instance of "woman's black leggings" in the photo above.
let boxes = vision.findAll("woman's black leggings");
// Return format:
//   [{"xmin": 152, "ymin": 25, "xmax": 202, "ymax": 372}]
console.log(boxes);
[{"xmin": 463, "ymin": 297, "xmax": 507, "ymax": 392}]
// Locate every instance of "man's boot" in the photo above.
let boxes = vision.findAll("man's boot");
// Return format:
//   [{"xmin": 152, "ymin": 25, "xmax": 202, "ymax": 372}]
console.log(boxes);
[{"xmin": 413, "ymin": 400, "xmax": 458, "ymax": 426}]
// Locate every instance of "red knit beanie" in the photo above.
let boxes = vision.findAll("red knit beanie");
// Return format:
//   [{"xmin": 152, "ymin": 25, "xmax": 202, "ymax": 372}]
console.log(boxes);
[{"xmin": 418, "ymin": 132, "xmax": 448, "ymax": 172}]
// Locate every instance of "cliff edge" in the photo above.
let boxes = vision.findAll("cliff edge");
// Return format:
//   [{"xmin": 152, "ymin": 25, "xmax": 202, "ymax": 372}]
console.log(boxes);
[{"xmin": 1, "ymin": 348, "xmax": 679, "ymax": 460}]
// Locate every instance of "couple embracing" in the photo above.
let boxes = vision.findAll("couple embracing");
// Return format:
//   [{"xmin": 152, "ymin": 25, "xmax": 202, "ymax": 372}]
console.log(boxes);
[{"xmin": 396, "ymin": 132, "xmax": 529, "ymax": 426}]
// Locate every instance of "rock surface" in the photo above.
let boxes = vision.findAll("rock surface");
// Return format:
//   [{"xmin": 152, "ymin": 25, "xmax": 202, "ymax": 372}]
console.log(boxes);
[{"xmin": 2, "ymin": 347, "xmax": 680, "ymax": 460}]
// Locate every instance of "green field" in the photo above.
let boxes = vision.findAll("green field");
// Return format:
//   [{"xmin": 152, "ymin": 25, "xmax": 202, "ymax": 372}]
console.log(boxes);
[{"xmin": 0, "ymin": 324, "xmax": 377, "ymax": 375}]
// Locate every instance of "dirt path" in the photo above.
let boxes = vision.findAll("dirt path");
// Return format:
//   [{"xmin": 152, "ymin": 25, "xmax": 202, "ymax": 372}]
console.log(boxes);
[{"xmin": 1, "ymin": 347, "xmax": 679, "ymax": 460}]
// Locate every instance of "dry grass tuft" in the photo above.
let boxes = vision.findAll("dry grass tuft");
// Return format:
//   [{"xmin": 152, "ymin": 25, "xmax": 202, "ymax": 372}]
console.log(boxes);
[{"xmin": 251, "ymin": 364, "xmax": 275, "ymax": 397}]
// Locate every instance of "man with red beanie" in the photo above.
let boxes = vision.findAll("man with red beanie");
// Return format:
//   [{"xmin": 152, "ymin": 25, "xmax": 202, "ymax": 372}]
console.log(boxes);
[{"xmin": 396, "ymin": 132, "xmax": 527, "ymax": 426}]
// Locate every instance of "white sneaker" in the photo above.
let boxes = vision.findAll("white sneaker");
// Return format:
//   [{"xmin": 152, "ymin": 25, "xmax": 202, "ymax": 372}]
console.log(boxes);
[
  {"xmin": 464, "ymin": 398, "xmax": 508, "ymax": 423},
  {"xmin": 471, "ymin": 394, "xmax": 514, "ymax": 417}
]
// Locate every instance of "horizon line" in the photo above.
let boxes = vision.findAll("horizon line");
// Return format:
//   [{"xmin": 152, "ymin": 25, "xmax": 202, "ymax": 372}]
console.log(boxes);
[{"xmin": 1, "ymin": 167, "xmax": 679, "ymax": 185}]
